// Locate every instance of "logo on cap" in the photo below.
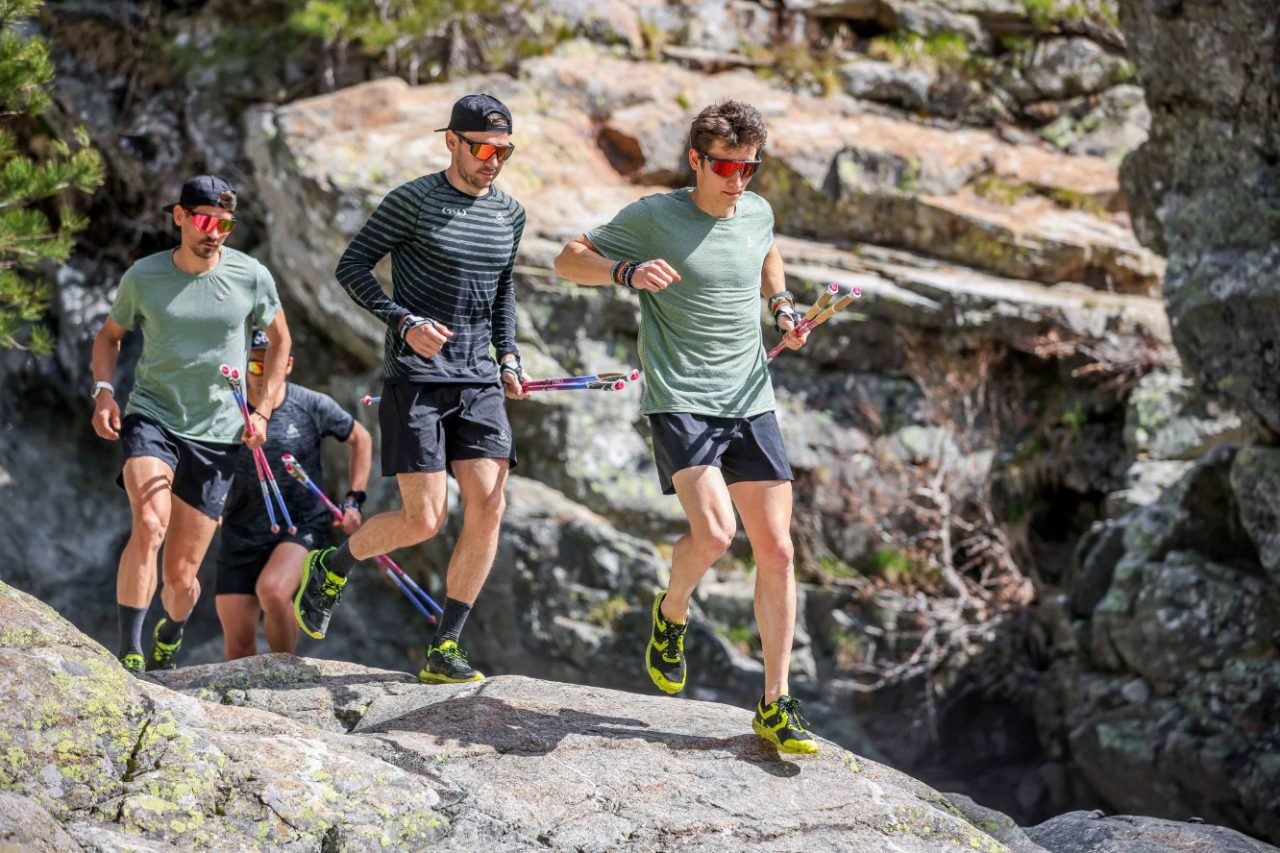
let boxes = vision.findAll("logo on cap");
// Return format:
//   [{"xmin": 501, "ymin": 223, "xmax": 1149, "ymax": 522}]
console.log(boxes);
[{"xmin": 435, "ymin": 93, "xmax": 513, "ymax": 134}]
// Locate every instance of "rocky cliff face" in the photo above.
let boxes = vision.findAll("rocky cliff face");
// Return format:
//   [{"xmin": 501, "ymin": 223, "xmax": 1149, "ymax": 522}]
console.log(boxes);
[{"xmin": 1118, "ymin": 0, "xmax": 1280, "ymax": 430}]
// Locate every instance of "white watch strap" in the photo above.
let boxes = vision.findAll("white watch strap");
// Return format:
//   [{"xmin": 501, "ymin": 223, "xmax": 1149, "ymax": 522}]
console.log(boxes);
[{"xmin": 92, "ymin": 380, "xmax": 114, "ymax": 399}]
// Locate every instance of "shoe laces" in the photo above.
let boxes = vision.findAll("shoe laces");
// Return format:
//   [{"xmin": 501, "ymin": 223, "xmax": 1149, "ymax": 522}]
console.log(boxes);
[
  {"xmin": 777, "ymin": 696, "xmax": 810, "ymax": 731},
  {"xmin": 320, "ymin": 575, "xmax": 345, "ymax": 602},
  {"xmin": 436, "ymin": 641, "xmax": 468, "ymax": 663}
]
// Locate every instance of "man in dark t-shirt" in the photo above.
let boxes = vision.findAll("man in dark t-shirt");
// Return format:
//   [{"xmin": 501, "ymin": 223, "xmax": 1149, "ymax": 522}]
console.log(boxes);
[
  {"xmin": 294, "ymin": 93, "xmax": 530, "ymax": 685},
  {"xmin": 215, "ymin": 330, "xmax": 372, "ymax": 659}
]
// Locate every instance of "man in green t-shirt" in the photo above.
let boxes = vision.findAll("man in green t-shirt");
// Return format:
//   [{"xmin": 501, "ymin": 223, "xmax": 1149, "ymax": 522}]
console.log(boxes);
[
  {"xmin": 554, "ymin": 101, "xmax": 820, "ymax": 754},
  {"xmin": 90, "ymin": 175, "xmax": 291, "ymax": 674}
]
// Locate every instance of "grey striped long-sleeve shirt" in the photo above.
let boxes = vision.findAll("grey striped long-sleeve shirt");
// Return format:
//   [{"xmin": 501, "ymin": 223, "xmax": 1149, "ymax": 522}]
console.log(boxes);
[{"xmin": 335, "ymin": 171, "xmax": 525, "ymax": 384}]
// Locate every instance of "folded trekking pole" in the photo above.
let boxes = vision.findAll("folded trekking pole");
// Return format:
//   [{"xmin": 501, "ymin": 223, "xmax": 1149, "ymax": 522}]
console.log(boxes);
[
  {"xmin": 281, "ymin": 454, "xmax": 442, "ymax": 624},
  {"xmin": 522, "ymin": 368, "xmax": 640, "ymax": 393},
  {"xmin": 766, "ymin": 284, "xmax": 862, "ymax": 360},
  {"xmin": 219, "ymin": 363, "xmax": 297, "ymax": 535}
]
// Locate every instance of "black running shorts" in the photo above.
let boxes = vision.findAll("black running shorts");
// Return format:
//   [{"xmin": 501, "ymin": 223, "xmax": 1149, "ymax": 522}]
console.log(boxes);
[
  {"xmin": 379, "ymin": 382, "xmax": 517, "ymax": 476},
  {"xmin": 215, "ymin": 522, "xmax": 330, "ymax": 596},
  {"xmin": 117, "ymin": 413, "xmax": 240, "ymax": 519},
  {"xmin": 648, "ymin": 410, "xmax": 793, "ymax": 496}
]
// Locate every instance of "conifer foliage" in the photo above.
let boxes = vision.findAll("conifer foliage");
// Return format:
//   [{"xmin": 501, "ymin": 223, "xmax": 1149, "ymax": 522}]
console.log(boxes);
[{"xmin": 0, "ymin": 0, "xmax": 102, "ymax": 355}]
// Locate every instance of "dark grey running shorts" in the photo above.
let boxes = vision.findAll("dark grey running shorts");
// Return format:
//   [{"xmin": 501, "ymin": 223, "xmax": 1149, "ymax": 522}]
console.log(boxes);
[
  {"xmin": 379, "ymin": 382, "xmax": 517, "ymax": 476},
  {"xmin": 215, "ymin": 522, "xmax": 330, "ymax": 596},
  {"xmin": 117, "ymin": 413, "xmax": 240, "ymax": 519},
  {"xmin": 648, "ymin": 410, "xmax": 793, "ymax": 496}
]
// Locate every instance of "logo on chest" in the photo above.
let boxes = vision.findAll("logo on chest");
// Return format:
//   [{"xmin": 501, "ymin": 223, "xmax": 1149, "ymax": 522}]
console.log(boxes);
[
  {"xmin": 442, "ymin": 207, "xmax": 468, "ymax": 217},
  {"xmin": 286, "ymin": 424, "xmax": 300, "ymax": 438}
]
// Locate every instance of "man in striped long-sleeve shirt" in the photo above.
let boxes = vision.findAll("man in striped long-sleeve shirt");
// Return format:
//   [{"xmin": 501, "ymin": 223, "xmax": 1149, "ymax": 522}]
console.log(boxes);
[{"xmin": 294, "ymin": 93, "xmax": 528, "ymax": 684}]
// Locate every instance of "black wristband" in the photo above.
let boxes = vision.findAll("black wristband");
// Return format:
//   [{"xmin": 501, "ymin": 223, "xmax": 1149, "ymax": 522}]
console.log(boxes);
[
  {"xmin": 768, "ymin": 290, "xmax": 796, "ymax": 316},
  {"xmin": 343, "ymin": 490, "xmax": 366, "ymax": 510},
  {"xmin": 500, "ymin": 355, "xmax": 522, "ymax": 380},
  {"xmin": 623, "ymin": 261, "xmax": 641, "ymax": 291}
]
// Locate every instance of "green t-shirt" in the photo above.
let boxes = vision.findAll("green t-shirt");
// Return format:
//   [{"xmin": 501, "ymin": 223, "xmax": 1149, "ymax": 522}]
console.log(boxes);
[
  {"xmin": 109, "ymin": 246, "xmax": 281, "ymax": 442},
  {"xmin": 587, "ymin": 188, "xmax": 776, "ymax": 418}
]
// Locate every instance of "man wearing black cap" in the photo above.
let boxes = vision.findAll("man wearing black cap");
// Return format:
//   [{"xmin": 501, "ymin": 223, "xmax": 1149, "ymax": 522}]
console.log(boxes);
[
  {"xmin": 215, "ymin": 328, "xmax": 371, "ymax": 660},
  {"xmin": 294, "ymin": 93, "xmax": 527, "ymax": 685},
  {"xmin": 91, "ymin": 175, "xmax": 291, "ymax": 673}
]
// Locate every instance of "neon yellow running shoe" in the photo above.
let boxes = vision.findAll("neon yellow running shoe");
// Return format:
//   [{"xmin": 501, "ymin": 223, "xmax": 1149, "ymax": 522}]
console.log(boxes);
[
  {"xmin": 294, "ymin": 547, "xmax": 347, "ymax": 639},
  {"xmin": 753, "ymin": 695, "xmax": 820, "ymax": 755},
  {"xmin": 118, "ymin": 651, "xmax": 145, "ymax": 674},
  {"xmin": 646, "ymin": 590, "xmax": 687, "ymax": 694},
  {"xmin": 146, "ymin": 619, "xmax": 183, "ymax": 671},
  {"xmin": 418, "ymin": 640, "xmax": 485, "ymax": 684}
]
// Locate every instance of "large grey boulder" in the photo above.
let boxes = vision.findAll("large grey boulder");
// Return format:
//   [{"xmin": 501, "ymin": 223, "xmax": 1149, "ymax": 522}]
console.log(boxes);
[
  {"xmin": 1026, "ymin": 811, "xmax": 1276, "ymax": 852},
  {"xmin": 0, "ymin": 578, "xmax": 1026, "ymax": 852}
]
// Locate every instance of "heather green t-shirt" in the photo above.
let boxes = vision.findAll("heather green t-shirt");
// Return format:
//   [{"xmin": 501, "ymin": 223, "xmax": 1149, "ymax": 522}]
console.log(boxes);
[
  {"xmin": 587, "ymin": 188, "xmax": 776, "ymax": 418},
  {"xmin": 109, "ymin": 246, "xmax": 281, "ymax": 442}
]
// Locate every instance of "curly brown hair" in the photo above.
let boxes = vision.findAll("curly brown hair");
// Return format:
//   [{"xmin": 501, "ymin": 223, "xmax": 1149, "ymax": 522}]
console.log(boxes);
[{"xmin": 689, "ymin": 100, "xmax": 767, "ymax": 156}]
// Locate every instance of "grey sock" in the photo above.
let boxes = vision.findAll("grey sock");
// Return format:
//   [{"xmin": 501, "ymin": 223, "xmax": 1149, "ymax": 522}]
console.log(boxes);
[{"xmin": 118, "ymin": 604, "xmax": 147, "ymax": 656}]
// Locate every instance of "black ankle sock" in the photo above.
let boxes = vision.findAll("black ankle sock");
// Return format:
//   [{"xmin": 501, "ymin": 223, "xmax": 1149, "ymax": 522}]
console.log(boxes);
[
  {"xmin": 118, "ymin": 605, "xmax": 147, "ymax": 656},
  {"xmin": 324, "ymin": 542, "xmax": 358, "ymax": 578},
  {"xmin": 156, "ymin": 617, "xmax": 185, "ymax": 644},
  {"xmin": 432, "ymin": 598, "xmax": 472, "ymax": 646}
]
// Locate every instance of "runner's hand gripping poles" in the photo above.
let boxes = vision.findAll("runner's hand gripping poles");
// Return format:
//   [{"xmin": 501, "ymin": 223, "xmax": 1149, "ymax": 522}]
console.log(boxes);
[
  {"xmin": 219, "ymin": 363, "xmax": 297, "ymax": 535},
  {"xmin": 766, "ymin": 284, "xmax": 862, "ymax": 360},
  {"xmin": 281, "ymin": 454, "xmax": 442, "ymax": 624}
]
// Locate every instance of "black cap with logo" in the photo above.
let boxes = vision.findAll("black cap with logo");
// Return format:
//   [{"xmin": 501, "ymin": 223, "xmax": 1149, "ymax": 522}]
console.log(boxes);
[
  {"xmin": 434, "ymin": 93, "xmax": 513, "ymax": 134},
  {"xmin": 163, "ymin": 175, "xmax": 237, "ymax": 214}
]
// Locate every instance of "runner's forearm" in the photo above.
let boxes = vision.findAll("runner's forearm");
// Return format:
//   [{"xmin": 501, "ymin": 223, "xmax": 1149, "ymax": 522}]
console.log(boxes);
[
  {"xmin": 346, "ymin": 421, "xmax": 372, "ymax": 493},
  {"xmin": 491, "ymin": 218, "xmax": 523, "ymax": 357},
  {"xmin": 258, "ymin": 311, "xmax": 292, "ymax": 418},
  {"xmin": 554, "ymin": 237, "xmax": 617, "ymax": 287},
  {"xmin": 91, "ymin": 324, "xmax": 122, "ymax": 388}
]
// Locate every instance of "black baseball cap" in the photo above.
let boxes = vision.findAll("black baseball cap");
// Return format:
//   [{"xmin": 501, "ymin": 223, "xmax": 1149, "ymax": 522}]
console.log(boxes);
[
  {"xmin": 434, "ymin": 93, "xmax": 513, "ymax": 134},
  {"xmin": 163, "ymin": 175, "xmax": 237, "ymax": 214}
]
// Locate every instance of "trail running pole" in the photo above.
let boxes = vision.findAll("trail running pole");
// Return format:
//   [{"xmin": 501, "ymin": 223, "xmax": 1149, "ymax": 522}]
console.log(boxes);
[
  {"xmin": 258, "ymin": 451, "xmax": 296, "ymax": 535},
  {"xmin": 802, "ymin": 282, "xmax": 841, "ymax": 322},
  {"xmin": 281, "ymin": 454, "xmax": 442, "ymax": 619},
  {"xmin": 522, "ymin": 368, "xmax": 639, "ymax": 390},
  {"xmin": 523, "ymin": 379, "xmax": 627, "ymax": 392},
  {"xmin": 221, "ymin": 364, "xmax": 280, "ymax": 532},
  {"xmin": 767, "ymin": 286, "xmax": 863, "ymax": 360},
  {"xmin": 222, "ymin": 365, "xmax": 295, "ymax": 533}
]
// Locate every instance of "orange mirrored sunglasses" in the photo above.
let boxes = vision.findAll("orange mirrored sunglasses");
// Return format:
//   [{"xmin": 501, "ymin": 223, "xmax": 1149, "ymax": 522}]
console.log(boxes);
[{"xmin": 455, "ymin": 132, "xmax": 515, "ymax": 163}]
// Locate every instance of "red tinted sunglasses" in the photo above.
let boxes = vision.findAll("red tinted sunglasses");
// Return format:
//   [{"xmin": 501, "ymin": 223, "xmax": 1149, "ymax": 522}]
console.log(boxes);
[
  {"xmin": 184, "ymin": 207, "xmax": 237, "ymax": 235},
  {"xmin": 699, "ymin": 151, "xmax": 762, "ymax": 179},
  {"xmin": 455, "ymin": 132, "xmax": 515, "ymax": 163}
]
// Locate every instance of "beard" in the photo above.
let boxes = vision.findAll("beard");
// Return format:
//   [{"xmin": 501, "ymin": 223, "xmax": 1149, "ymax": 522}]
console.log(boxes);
[
  {"xmin": 190, "ymin": 238, "xmax": 221, "ymax": 258},
  {"xmin": 457, "ymin": 160, "xmax": 499, "ymax": 193}
]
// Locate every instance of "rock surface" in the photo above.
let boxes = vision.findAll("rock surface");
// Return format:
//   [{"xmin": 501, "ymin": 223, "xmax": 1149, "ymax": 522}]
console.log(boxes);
[
  {"xmin": 0, "ymin": 579, "xmax": 1006, "ymax": 851},
  {"xmin": 1118, "ymin": 0, "xmax": 1280, "ymax": 430},
  {"xmin": 1031, "ymin": 448, "xmax": 1280, "ymax": 844}
]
